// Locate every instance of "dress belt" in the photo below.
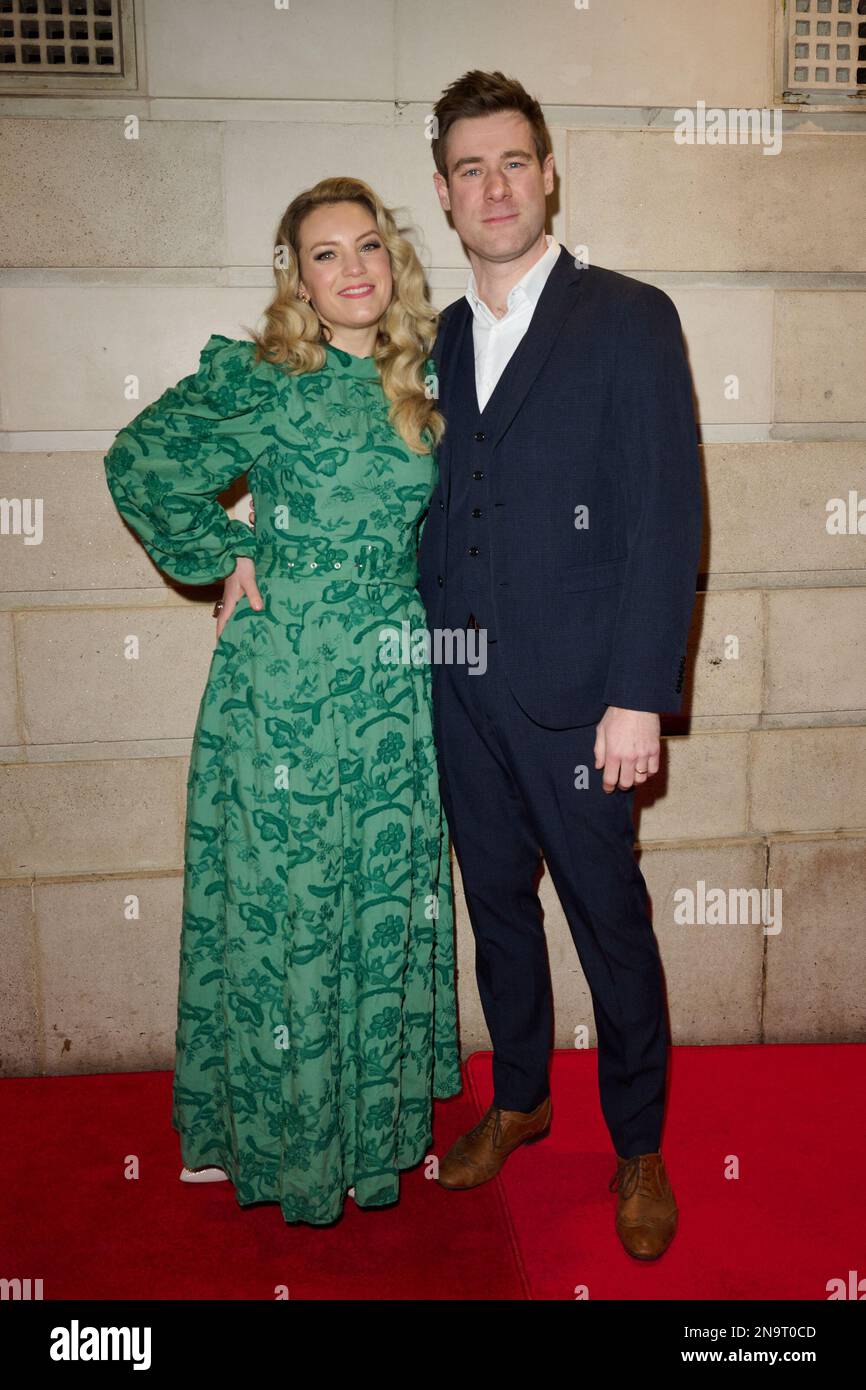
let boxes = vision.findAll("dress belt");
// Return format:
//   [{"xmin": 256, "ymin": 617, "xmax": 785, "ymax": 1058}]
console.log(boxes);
[{"xmin": 252, "ymin": 541, "xmax": 419, "ymax": 587}]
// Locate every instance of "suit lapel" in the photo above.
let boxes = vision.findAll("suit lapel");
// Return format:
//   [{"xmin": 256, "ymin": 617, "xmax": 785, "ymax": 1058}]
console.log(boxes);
[
  {"xmin": 432, "ymin": 296, "xmax": 469, "ymax": 503},
  {"xmin": 482, "ymin": 245, "xmax": 589, "ymax": 447},
  {"xmin": 433, "ymin": 245, "xmax": 592, "ymax": 489}
]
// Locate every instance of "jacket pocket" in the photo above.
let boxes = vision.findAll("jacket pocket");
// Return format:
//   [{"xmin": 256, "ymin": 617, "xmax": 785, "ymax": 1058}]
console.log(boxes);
[{"xmin": 557, "ymin": 555, "xmax": 628, "ymax": 592}]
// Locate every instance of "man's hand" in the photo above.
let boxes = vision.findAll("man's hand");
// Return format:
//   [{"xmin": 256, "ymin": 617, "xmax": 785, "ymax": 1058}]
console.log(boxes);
[
  {"xmin": 217, "ymin": 554, "xmax": 263, "ymax": 639},
  {"xmin": 594, "ymin": 706, "xmax": 661, "ymax": 792}
]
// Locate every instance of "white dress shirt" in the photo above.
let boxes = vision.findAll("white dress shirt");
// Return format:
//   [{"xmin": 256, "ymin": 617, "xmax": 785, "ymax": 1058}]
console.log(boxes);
[{"xmin": 465, "ymin": 233, "xmax": 561, "ymax": 412}]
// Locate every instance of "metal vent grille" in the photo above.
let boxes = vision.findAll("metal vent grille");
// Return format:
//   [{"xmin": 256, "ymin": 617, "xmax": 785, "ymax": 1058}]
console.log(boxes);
[
  {"xmin": 787, "ymin": 0, "xmax": 866, "ymax": 98},
  {"xmin": 0, "ymin": 0, "xmax": 121, "ymax": 74}
]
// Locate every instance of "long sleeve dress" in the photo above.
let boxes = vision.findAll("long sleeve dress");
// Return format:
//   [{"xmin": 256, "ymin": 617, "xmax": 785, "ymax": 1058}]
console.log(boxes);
[{"xmin": 103, "ymin": 333, "xmax": 461, "ymax": 1225}]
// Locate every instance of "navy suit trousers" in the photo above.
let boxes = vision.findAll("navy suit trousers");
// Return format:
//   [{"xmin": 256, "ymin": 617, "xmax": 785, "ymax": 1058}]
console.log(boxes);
[{"xmin": 432, "ymin": 640, "xmax": 669, "ymax": 1158}]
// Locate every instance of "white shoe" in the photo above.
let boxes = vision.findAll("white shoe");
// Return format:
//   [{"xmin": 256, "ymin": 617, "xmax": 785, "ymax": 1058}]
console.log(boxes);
[{"xmin": 180, "ymin": 1165, "xmax": 229, "ymax": 1183}]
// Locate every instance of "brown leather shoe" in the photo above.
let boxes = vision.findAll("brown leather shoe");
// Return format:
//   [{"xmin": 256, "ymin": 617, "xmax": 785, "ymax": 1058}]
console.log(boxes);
[
  {"xmin": 437, "ymin": 1096, "xmax": 552, "ymax": 1190},
  {"xmin": 609, "ymin": 1151, "xmax": 678, "ymax": 1260}
]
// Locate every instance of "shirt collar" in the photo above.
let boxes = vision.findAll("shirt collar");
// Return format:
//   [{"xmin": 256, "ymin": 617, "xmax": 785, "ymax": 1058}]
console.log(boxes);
[{"xmin": 465, "ymin": 234, "xmax": 560, "ymax": 325}]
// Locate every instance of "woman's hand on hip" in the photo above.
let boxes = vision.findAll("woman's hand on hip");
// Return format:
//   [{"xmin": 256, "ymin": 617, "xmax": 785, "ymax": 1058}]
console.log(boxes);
[{"xmin": 216, "ymin": 555, "xmax": 263, "ymax": 639}]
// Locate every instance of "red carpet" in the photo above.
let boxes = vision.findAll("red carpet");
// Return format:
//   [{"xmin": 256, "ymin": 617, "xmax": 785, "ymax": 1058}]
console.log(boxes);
[
  {"xmin": 465, "ymin": 1044, "xmax": 866, "ymax": 1301},
  {"xmin": 3, "ymin": 1045, "xmax": 861, "ymax": 1300},
  {"xmin": 0, "ymin": 1070, "xmax": 526, "ymax": 1301}
]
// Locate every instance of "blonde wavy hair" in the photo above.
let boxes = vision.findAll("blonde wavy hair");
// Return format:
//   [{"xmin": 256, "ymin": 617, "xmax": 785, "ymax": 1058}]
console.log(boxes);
[{"xmin": 249, "ymin": 177, "xmax": 444, "ymax": 455}]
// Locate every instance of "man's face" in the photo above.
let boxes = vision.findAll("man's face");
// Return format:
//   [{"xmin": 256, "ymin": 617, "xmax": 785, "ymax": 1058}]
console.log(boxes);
[{"xmin": 433, "ymin": 109, "xmax": 554, "ymax": 264}]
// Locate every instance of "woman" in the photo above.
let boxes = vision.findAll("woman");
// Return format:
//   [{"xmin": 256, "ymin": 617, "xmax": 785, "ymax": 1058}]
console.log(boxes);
[{"xmin": 103, "ymin": 177, "xmax": 461, "ymax": 1226}]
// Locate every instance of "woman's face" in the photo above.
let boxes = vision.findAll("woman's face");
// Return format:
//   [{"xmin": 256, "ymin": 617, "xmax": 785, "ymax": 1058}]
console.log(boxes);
[{"xmin": 296, "ymin": 200, "xmax": 393, "ymax": 339}]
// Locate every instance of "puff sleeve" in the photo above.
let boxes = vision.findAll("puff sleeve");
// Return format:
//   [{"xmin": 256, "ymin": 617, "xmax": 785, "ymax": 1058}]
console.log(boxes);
[{"xmin": 103, "ymin": 334, "xmax": 270, "ymax": 585}]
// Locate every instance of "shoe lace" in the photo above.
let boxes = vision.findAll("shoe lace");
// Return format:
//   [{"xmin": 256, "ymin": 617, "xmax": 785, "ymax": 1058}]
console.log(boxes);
[
  {"xmin": 609, "ymin": 1153, "xmax": 656, "ymax": 1201},
  {"xmin": 465, "ymin": 1104, "xmax": 502, "ymax": 1147}
]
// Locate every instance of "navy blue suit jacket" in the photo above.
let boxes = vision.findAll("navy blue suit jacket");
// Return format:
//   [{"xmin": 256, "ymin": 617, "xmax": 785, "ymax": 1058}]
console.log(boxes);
[{"xmin": 417, "ymin": 244, "xmax": 703, "ymax": 728}]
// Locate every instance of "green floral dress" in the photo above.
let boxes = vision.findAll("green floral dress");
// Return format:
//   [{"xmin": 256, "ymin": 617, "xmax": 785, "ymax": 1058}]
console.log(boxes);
[{"xmin": 103, "ymin": 334, "xmax": 461, "ymax": 1225}]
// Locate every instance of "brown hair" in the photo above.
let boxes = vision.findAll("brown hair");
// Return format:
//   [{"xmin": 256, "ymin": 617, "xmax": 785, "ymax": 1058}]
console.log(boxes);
[
  {"xmin": 249, "ymin": 177, "xmax": 443, "ymax": 455},
  {"xmin": 430, "ymin": 70, "xmax": 553, "ymax": 181}
]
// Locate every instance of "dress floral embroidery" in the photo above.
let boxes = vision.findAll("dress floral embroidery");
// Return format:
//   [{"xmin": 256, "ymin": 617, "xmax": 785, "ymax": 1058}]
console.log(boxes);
[{"xmin": 104, "ymin": 334, "xmax": 461, "ymax": 1224}]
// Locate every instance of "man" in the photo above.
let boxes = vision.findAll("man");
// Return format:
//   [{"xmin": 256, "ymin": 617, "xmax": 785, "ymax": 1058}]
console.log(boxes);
[{"xmin": 417, "ymin": 70, "xmax": 702, "ymax": 1261}]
